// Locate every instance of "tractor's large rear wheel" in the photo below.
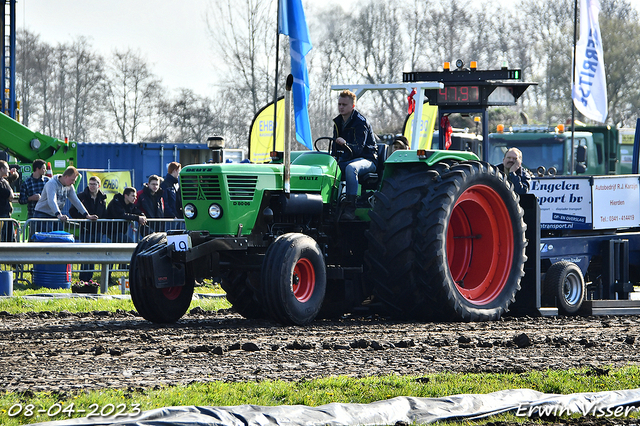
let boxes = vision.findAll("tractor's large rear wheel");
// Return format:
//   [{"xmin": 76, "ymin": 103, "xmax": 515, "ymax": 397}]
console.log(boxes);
[
  {"xmin": 416, "ymin": 161, "xmax": 527, "ymax": 321},
  {"xmin": 261, "ymin": 233, "xmax": 326, "ymax": 325},
  {"xmin": 221, "ymin": 271, "xmax": 265, "ymax": 319},
  {"xmin": 130, "ymin": 232, "xmax": 195, "ymax": 323},
  {"xmin": 365, "ymin": 164, "xmax": 448, "ymax": 318}
]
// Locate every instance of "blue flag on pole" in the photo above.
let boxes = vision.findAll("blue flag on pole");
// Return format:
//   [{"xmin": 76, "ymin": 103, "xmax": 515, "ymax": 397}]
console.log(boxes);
[{"xmin": 278, "ymin": 0, "xmax": 313, "ymax": 149}]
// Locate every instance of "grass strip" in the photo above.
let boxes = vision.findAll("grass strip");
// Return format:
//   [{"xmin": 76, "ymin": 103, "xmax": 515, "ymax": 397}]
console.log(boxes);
[
  {"xmin": 0, "ymin": 278, "xmax": 229, "ymax": 314},
  {"xmin": 0, "ymin": 367, "xmax": 639, "ymax": 425}
]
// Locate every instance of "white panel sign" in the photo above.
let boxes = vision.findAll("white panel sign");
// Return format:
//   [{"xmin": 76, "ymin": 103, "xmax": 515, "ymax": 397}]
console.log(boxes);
[
  {"xmin": 167, "ymin": 234, "xmax": 192, "ymax": 251},
  {"xmin": 530, "ymin": 177, "xmax": 592, "ymax": 230},
  {"xmin": 592, "ymin": 176, "xmax": 640, "ymax": 229}
]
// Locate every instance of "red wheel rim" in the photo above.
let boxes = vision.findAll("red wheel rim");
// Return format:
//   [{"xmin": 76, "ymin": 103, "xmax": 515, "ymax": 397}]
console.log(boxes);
[
  {"xmin": 162, "ymin": 286, "xmax": 182, "ymax": 301},
  {"xmin": 446, "ymin": 184, "xmax": 514, "ymax": 305},
  {"xmin": 292, "ymin": 258, "xmax": 315, "ymax": 303}
]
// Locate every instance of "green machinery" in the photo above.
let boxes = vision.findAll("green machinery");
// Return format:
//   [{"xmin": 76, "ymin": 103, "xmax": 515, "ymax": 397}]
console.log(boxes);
[{"xmin": 0, "ymin": 113, "xmax": 77, "ymax": 220}]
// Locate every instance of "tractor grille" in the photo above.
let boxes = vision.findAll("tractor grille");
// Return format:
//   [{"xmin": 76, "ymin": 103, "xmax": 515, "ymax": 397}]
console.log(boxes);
[
  {"xmin": 227, "ymin": 176, "xmax": 258, "ymax": 201},
  {"xmin": 180, "ymin": 175, "xmax": 222, "ymax": 201}
]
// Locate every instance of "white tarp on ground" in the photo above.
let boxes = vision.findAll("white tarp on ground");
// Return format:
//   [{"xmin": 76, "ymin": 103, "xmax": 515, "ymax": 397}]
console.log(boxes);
[{"xmin": 30, "ymin": 388, "xmax": 640, "ymax": 426}]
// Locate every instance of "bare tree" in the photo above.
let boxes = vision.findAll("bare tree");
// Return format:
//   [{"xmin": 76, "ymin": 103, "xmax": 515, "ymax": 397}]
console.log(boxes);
[
  {"xmin": 65, "ymin": 37, "xmax": 106, "ymax": 142},
  {"xmin": 164, "ymin": 88, "xmax": 225, "ymax": 143},
  {"xmin": 313, "ymin": 0, "xmax": 408, "ymax": 134},
  {"xmin": 599, "ymin": 0, "xmax": 640, "ymax": 126},
  {"xmin": 103, "ymin": 49, "xmax": 163, "ymax": 143},
  {"xmin": 206, "ymin": 0, "xmax": 276, "ymax": 115},
  {"xmin": 517, "ymin": 0, "xmax": 573, "ymax": 124},
  {"xmin": 16, "ymin": 30, "xmax": 47, "ymax": 128}
]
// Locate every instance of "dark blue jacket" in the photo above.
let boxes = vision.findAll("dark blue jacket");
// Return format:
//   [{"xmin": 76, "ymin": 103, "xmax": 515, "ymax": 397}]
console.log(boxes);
[
  {"xmin": 332, "ymin": 109, "xmax": 378, "ymax": 167},
  {"xmin": 161, "ymin": 173, "xmax": 180, "ymax": 218},
  {"xmin": 497, "ymin": 163, "xmax": 531, "ymax": 195},
  {"xmin": 136, "ymin": 184, "xmax": 164, "ymax": 218}
]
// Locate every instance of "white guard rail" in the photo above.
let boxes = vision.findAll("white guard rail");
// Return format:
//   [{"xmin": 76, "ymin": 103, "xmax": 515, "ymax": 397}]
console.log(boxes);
[{"xmin": 0, "ymin": 242, "xmax": 137, "ymax": 293}]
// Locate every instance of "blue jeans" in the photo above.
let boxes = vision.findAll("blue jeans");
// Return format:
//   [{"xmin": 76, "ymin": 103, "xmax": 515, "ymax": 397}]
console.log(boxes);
[{"xmin": 340, "ymin": 158, "xmax": 376, "ymax": 196}]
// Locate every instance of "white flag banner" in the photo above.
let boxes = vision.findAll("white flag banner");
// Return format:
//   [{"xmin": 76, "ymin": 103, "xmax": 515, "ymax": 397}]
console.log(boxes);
[{"xmin": 572, "ymin": 0, "xmax": 608, "ymax": 123}]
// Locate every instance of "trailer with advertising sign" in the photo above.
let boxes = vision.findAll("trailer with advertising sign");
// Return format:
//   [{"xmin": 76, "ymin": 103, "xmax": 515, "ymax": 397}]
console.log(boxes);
[{"xmin": 521, "ymin": 171, "xmax": 640, "ymax": 317}]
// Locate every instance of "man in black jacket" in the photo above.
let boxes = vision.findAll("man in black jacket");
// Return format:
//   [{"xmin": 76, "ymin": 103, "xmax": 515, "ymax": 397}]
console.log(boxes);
[
  {"xmin": 496, "ymin": 148, "xmax": 531, "ymax": 195},
  {"xmin": 70, "ymin": 176, "xmax": 109, "ymax": 281},
  {"xmin": 332, "ymin": 90, "xmax": 378, "ymax": 220},
  {"xmin": 136, "ymin": 175, "xmax": 164, "ymax": 218},
  {"xmin": 136, "ymin": 175, "xmax": 164, "ymax": 234},
  {"xmin": 106, "ymin": 187, "xmax": 147, "ymax": 243}
]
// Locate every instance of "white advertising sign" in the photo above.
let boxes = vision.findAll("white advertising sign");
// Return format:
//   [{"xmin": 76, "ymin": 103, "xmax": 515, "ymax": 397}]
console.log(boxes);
[
  {"xmin": 530, "ymin": 177, "xmax": 592, "ymax": 230},
  {"xmin": 592, "ymin": 176, "xmax": 640, "ymax": 230}
]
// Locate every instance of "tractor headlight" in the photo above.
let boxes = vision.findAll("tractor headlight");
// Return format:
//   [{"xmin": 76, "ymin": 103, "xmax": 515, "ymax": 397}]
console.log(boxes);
[
  {"xmin": 183, "ymin": 203, "xmax": 197, "ymax": 219},
  {"xmin": 209, "ymin": 203, "xmax": 223, "ymax": 219}
]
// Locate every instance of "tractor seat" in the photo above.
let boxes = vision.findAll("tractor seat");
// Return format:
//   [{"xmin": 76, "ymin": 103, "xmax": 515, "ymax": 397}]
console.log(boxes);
[{"xmin": 359, "ymin": 143, "xmax": 389, "ymax": 191}]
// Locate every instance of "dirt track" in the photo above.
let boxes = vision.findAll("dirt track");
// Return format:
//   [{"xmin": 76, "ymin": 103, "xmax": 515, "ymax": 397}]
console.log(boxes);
[{"xmin": 1, "ymin": 308, "xmax": 639, "ymax": 394}]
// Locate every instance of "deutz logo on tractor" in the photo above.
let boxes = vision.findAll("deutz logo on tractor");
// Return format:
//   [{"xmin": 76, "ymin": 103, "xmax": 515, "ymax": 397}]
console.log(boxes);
[
  {"xmin": 299, "ymin": 176, "xmax": 318, "ymax": 181},
  {"xmin": 197, "ymin": 187, "xmax": 207, "ymax": 200}
]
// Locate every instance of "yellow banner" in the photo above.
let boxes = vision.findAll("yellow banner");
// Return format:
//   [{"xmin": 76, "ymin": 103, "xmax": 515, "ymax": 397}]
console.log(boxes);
[
  {"xmin": 249, "ymin": 98, "xmax": 285, "ymax": 163},
  {"xmin": 402, "ymin": 104, "xmax": 438, "ymax": 150},
  {"xmin": 89, "ymin": 171, "xmax": 132, "ymax": 205}
]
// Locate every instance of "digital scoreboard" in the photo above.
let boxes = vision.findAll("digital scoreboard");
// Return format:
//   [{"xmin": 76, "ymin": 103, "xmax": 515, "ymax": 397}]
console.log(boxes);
[
  {"xmin": 403, "ymin": 65, "xmax": 534, "ymax": 107},
  {"xmin": 436, "ymin": 85, "xmax": 481, "ymax": 105}
]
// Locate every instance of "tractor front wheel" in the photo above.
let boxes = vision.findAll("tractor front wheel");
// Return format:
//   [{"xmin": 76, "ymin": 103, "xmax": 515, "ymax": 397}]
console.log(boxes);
[
  {"xmin": 130, "ymin": 232, "xmax": 194, "ymax": 323},
  {"xmin": 261, "ymin": 233, "xmax": 326, "ymax": 325},
  {"xmin": 221, "ymin": 271, "xmax": 265, "ymax": 319}
]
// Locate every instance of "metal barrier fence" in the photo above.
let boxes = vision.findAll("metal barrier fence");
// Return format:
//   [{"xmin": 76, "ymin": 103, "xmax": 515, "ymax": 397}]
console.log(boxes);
[
  {"xmin": 22, "ymin": 218, "xmax": 185, "ymax": 243},
  {"xmin": 0, "ymin": 218, "xmax": 185, "ymax": 288}
]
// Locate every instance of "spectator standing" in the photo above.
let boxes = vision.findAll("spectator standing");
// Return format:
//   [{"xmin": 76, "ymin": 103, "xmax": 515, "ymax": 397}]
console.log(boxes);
[
  {"xmin": 70, "ymin": 176, "xmax": 108, "ymax": 281},
  {"xmin": 137, "ymin": 175, "xmax": 165, "ymax": 234},
  {"xmin": 136, "ymin": 175, "xmax": 164, "ymax": 218},
  {"xmin": 33, "ymin": 166, "xmax": 98, "ymax": 234},
  {"xmin": 106, "ymin": 187, "xmax": 147, "ymax": 242},
  {"xmin": 0, "ymin": 160, "xmax": 16, "ymax": 241},
  {"xmin": 19, "ymin": 159, "xmax": 49, "ymax": 219},
  {"xmin": 161, "ymin": 162, "xmax": 181, "ymax": 218}
]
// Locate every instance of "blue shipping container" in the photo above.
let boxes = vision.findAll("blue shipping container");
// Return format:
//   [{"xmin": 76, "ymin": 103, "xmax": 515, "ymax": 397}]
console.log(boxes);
[{"xmin": 77, "ymin": 142, "xmax": 212, "ymax": 191}]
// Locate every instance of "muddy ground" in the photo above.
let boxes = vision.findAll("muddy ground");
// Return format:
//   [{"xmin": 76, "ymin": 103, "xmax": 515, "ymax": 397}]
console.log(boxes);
[{"xmin": 1, "ymin": 309, "xmax": 639, "ymax": 424}]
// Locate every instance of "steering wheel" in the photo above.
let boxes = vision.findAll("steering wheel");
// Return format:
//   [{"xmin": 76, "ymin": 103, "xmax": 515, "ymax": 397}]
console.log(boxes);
[
  {"xmin": 313, "ymin": 136, "xmax": 354, "ymax": 162},
  {"xmin": 314, "ymin": 136, "xmax": 334, "ymax": 153}
]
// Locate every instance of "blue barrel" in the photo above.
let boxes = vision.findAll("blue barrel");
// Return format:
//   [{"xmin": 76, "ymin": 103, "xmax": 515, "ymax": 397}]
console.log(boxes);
[
  {"xmin": 32, "ymin": 231, "xmax": 74, "ymax": 289},
  {"xmin": 0, "ymin": 271, "xmax": 12, "ymax": 296}
]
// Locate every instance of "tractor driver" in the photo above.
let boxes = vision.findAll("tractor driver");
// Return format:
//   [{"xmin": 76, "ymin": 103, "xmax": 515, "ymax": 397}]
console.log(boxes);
[
  {"xmin": 497, "ymin": 147, "xmax": 531, "ymax": 195},
  {"xmin": 332, "ymin": 90, "xmax": 378, "ymax": 220}
]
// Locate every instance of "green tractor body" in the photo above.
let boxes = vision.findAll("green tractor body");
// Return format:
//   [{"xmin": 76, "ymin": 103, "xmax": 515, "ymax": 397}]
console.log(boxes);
[{"xmin": 130, "ymin": 145, "xmax": 530, "ymax": 326}]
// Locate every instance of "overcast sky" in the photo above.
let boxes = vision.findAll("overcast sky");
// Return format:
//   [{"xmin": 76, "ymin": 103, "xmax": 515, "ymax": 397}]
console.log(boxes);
[{"xmin": 20, "ymin": 0, "xmax": 217, "ymax": 97}]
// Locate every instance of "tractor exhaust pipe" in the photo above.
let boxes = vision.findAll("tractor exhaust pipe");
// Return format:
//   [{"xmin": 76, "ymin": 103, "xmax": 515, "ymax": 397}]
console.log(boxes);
[
  {"xmin": 207, "ymin": 136, "xmax": 225, "ymax": 164},
  {"xmin": 284, "ymin": 74, "xmax": 293, "ymax": 195}
]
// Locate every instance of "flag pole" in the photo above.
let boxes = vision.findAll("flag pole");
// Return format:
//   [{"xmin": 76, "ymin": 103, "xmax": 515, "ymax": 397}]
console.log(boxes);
[
  {"xmin": 570, "ymin": 0, "xmax": 578, "ymax": 175},
  {"xmin": 273, "ymin": 0, "xmax": 281, "ymax": 153}
]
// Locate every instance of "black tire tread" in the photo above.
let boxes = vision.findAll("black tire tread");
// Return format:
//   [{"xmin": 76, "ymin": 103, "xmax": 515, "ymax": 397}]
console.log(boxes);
[
  {"xmin": 364, "ymin": 164, "xmax": 448, "ymax": 319},
  {"xmin": 220, "ymin": 271, "xmax": 265, "ymax": 319},
  {"xmin": 130, "ymin": 232, "xmax": 195, "ymax": 323},
  {"xmin": 543, "ymin": 261, "xmax": 585, "ymax": 315},
  {"xmin": 416, "ymin": 161, "xmax": 527, "ymax": 321},
  {"xmin": 261, "ymin": 233, "xmax": 326, "ymax": 325}
]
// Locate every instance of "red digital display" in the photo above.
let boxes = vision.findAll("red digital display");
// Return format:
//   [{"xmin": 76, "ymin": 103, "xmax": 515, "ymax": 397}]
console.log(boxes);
[{"xmin": 436, "ymin": 85, "xmax": 480, "ymax": 104}]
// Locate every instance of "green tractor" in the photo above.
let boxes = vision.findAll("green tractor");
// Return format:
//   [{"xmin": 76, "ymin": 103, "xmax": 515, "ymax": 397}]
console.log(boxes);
[{"xmin": 130, "ymin": 137, "xmax": 527, "ymax": 325}]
